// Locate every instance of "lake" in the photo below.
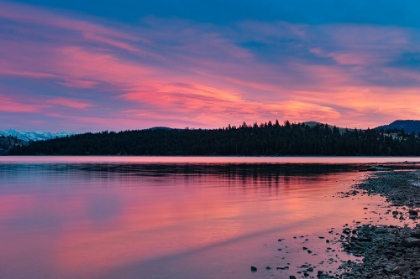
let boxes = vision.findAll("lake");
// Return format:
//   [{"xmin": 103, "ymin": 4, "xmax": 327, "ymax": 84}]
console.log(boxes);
[{"xmin": 0, "ymin": 156, "xmax": 419, "ymax": 279}]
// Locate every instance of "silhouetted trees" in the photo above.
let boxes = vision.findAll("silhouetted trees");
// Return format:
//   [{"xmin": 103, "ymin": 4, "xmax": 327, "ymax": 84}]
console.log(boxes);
[{"xmin": 8, "ymin": 121, "xmax": 420, "ymax": 156}]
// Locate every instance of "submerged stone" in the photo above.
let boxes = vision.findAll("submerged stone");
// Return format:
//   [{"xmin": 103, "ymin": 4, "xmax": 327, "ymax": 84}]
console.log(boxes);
[{"xmin": 402, "ymin": 237, "xmax": 420, "ymax": 247}]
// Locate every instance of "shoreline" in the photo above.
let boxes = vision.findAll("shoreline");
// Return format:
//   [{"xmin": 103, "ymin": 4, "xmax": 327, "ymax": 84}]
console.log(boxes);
[
  {"xmin": 337, "ymin": 171, "xmax": 420, "ymax": 278},
  {"xmin": 2, "ymin": 156, "xmax": 420, "ymax": 167},
  {"xmin": 262, "ymin": 170, "xmax": 420, "ymax": 279}
]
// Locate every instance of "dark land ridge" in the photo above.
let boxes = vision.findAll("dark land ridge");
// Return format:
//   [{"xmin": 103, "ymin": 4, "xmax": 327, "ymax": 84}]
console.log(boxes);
[{"xmin": 7, "ymin": 121, "xmax": 420, "ymax": 156}]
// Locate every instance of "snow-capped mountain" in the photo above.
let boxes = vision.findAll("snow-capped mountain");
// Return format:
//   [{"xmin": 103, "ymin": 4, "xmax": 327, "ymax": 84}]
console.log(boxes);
[{"xmin": 0, "ymin": 129, "xmax": 75, "ymax": 142}]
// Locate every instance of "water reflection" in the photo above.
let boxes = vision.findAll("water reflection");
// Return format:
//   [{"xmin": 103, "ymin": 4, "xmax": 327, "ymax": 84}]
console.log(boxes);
[
  {"xmin": 0, "ymin": 162, "xmax": 358, "ymax": 187},
  {"xmin": 0, "ymin": 161, "xmax": 414, "ymax": 279}
]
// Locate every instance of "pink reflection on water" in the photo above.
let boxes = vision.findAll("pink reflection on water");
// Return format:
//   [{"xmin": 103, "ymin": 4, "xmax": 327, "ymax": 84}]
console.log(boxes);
[
  {"xmin": 0, "ymin": 162, "xmax": 416, "ymax": 279},
  {"xmin": 2, "ymin": 155, "xmax": 420, "ymax": 164}
]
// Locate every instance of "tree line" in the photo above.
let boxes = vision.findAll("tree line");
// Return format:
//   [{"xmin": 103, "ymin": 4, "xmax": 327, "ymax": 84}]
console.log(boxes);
[
  {"xmin": 8, "ymin": 121, "xmax": 420, "ymax": 156},
  {"xmin": 0, "ymin": 136, "xmax": 26, "ymax": 155}
]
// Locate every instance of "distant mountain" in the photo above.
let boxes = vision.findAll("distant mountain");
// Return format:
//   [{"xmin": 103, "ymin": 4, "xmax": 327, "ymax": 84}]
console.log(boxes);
[
  {"xmin": 302, "ymin": 121, "xmax": 355, "ymax": 134},
  {"xmin": 0, "ymin": 129, "xmax": 74, "ymax": 142},
  {"xmin": 375, "ymin": 120, "xmax": 420, "ymax": 135},
  {"xmin": 146, "ymin": 127, "xmax": 174, "ymax": 131}
]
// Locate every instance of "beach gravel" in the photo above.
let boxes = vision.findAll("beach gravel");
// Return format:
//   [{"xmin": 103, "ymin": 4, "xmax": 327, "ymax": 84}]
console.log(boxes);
[{"xmin": 338, "ymin": 170, "xmax": 420, "ymax": 279}]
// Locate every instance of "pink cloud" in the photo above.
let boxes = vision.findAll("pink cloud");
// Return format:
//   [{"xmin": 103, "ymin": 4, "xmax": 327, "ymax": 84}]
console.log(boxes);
[
  {"xmin": 55, "ymin": 47, "xmax": 151, "ymax": 84},
  {"xmin": 0, "ymin": 68, "xmax": 55, "ymax": 79},
  {"xmin": 48, "ymin": 97, "xmax": 94, "ymax": 109},
  {"xmin": 119, "ymin": 82, "xmax": 341, "ymax": 129},
  {"xmin": 56, "ymin": 80, "xmax": 99, "ymax": 89},
  {"xmin": 0, "ymin": 94, "xmax": 45, "ymax": 113}
]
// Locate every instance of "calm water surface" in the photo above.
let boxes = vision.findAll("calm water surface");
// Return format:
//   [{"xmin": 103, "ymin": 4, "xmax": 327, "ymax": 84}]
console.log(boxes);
[{"xmin": 0, "ymin": 156, "xmax": 419, "ymax": 279}]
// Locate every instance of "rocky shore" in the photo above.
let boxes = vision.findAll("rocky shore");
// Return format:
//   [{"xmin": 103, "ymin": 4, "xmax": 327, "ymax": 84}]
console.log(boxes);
[
  {"xmin": 354, "ymin": 170, "xmax": 420, "ymax": 208},
  {"xmin": 340, "ymin": 224, "xmax": 420, "ymax": 278},
  {"xmin": 338, "ymin": 170, "xmax": 420, "ymax": 279},
  {"xmin": 252, "ymin": 169, "xmax": 420, "ymax": 278}
]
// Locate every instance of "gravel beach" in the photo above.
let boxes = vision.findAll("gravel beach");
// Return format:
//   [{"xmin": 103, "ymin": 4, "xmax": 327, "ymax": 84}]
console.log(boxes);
[{"xmin": 337, "ymin": 170, "xmax": 420, "ymax": 279}]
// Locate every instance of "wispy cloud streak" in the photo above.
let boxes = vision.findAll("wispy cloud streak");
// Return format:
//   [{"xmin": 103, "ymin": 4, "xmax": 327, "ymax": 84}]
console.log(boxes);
[{"xmin": 0, "ymin": 94, "xmax": 45, "ymax": 113}]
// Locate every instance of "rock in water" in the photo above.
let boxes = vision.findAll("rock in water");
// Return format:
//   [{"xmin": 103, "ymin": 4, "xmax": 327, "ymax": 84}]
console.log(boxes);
[
  {"xmin": 402, "ymin": 237, "xmax": 420, "ymax": 247},
  {"xmin": 250, "ymin": 266, "xmax": 257, "ymax": 272},
  {"xmin": 409, "ymin": 210, "xmax": 418, "ymax": 216}
]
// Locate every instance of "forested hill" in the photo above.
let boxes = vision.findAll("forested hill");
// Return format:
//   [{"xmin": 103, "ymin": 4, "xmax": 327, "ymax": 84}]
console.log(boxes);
[
  {"xmin": 0, "ymin": 136, "xmax": 26, "ymax": 155},
  {"xmin": 376, "ymin": 120, "xmax": 420, "ymax": 135},
  {"xmin": 8, "ymin": 121, "xmax": 420, "ymax": 156}
]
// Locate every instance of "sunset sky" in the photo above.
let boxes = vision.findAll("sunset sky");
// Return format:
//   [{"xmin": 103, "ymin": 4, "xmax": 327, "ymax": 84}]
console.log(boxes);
[{"xmin": 1, "ymin": 1, "xmax": 420, "ymax": 132}]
